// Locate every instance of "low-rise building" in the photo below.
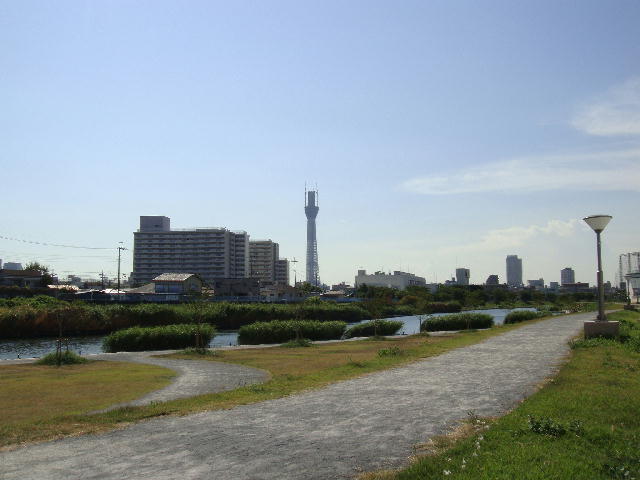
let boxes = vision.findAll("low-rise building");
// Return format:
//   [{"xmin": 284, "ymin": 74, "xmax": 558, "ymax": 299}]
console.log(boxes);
[
  {"xmin": 0, "ymin": 269, "xmax": 42, "ymax": 287},
  {"xmin": 152, "ymin": 273, "xmax": 204, "ymax": 294},
  {"xmin": 354, "ymin": 269, "xmax": 426, "ymax": 290}
]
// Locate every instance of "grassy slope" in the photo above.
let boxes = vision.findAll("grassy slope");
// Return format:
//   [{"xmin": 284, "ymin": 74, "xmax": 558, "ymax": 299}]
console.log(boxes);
[
  {"xmin": 380, "ymin": 310, "xmax": 640, "ymax": 480},
  {"xmin": 0, "ymin": 361, "xmax": 175, "ymax": 448}
]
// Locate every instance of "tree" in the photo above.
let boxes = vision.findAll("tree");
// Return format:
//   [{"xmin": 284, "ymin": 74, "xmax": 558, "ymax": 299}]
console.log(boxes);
[{"xmin": 24, "ymin": 261, "xmax": 54, "ymax": 286}]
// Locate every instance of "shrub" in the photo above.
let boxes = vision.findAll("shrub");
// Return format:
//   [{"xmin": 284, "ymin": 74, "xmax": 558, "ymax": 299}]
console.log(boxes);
[
  {"xmin": 504, "ymin": 310, "xmax": 545, "ymax": 324},
  {"xmin": 420, "ymin": 313, "xmax": 493, "ymax": 332},
  {"xmin": 343, "ymin": 320, "xmax": 403, "ymax": 339},
  {"xmin": 424, "ymin": 302, "xmax": 462, "ymax": 314},
  {"xmin": 237, "ymin": 320, "xmax": 346, "ymax": 345},
  {"xmin": 36, "ymin": 350, "xmax": 88, "ymax": 365},
  {"xmin": 103, "ymin": 324, "xmax": 215, "ymax": 352}
]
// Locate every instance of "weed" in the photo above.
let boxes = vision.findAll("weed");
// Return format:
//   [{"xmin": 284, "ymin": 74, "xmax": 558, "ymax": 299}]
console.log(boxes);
[
  {"xmin": 527, "ymin": 415, "xmax": 584, "ymax": 437},
  {"xmin": 36, "ymin": 350, "xmax": 88, "ymax": 366},
  {"xmin": 378, "ymin": 346, "xmax": 403, "ymax": 357}
]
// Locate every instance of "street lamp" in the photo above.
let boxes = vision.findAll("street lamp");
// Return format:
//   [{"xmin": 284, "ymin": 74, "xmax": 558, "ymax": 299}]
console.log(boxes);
[{"xmin": 583, "ymin": 215, "xmax": 612, "ymax": 321}]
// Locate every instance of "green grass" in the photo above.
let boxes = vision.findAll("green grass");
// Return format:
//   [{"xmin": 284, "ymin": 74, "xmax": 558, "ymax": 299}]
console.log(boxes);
[{"xmin": 368, "ymin": 310, "xmax": 640, "ymax": 480}]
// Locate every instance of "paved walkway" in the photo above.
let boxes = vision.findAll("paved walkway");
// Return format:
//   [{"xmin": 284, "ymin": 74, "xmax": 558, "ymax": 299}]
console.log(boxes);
[{"xmin": 1, "ymin": 312, "xmax": 593, "ymax": 479}]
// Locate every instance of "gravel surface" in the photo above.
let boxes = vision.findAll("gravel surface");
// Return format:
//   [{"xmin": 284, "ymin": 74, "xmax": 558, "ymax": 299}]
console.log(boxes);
[{"xmin": 1, "ymin": 312, "xmax": 593, "ymax": 479}]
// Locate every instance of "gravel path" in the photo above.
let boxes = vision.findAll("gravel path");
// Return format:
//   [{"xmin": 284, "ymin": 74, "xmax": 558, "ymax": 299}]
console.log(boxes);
[{"xmin": 1, "ymin": 312, "xmax": 593, "ymax": 479}]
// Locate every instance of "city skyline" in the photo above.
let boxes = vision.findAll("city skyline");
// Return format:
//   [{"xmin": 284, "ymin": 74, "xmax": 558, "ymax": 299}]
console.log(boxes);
[{"xmin": 1, "ymin": 1, "xmax": 639, "ymax": 286}]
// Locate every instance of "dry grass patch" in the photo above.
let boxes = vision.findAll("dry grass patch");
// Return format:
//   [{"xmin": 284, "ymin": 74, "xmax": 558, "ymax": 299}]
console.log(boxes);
[{"xmin": 0, "ymin": 361, "xmax": 175, "ymax": 448}]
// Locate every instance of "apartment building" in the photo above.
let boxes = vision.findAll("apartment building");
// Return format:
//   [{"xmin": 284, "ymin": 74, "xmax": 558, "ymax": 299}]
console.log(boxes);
[
  {"xmin": 249, "ymin": 240, "xmax": 289, "ymax": 285},
  {"xmin": 131, "ymin": 216, "xmax": 250, "ymax": 286}
]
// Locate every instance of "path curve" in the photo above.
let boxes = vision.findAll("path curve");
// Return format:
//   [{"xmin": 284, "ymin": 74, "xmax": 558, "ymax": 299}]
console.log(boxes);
[
  {"xmin": 1, "ymin": 312, "xmax": 595, "ymax": 479},
  {"xmin": 2, "ymin": 350, "xmax": 269, "ymax": 410}
]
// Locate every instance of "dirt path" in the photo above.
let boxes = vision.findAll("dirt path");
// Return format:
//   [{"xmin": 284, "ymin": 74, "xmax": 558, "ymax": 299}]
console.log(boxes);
[{"xmin": 1, "ymin": 312, "xmax": 593, "ymax": 479}]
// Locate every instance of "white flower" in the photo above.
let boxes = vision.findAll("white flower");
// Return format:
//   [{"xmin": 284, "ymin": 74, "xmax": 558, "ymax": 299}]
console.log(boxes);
[{"xmin": 443, "ymin": 470, "xmax": 451, "ymax": 475}]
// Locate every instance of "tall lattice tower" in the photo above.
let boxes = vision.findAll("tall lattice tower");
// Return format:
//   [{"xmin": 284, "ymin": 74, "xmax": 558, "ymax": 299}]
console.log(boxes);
[{"xmin": 305, "ymin": 188, "xmax": 320, "ymax": 286}]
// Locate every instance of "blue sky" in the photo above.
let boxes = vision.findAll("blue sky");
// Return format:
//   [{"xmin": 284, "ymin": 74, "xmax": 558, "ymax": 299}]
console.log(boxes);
[{"xmin": 1, "ymin": 1, "xmax": 639, "ymax": 286}]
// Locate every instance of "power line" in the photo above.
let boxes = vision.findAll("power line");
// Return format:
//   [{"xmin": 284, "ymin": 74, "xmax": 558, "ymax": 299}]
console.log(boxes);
[{"xmin": 0, "ymin": 234, "xmax": 115, "ymax": 250}]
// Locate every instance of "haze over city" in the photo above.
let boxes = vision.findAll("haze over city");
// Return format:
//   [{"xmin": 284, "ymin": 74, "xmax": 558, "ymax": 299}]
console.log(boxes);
[{"xmin": 1, "ymin": 1, "xmax": 639, "ymax": 286}]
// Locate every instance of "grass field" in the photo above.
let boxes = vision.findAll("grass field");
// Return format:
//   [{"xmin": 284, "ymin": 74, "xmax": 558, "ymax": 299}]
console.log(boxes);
[
  {"xmin": 362, "ymin": 309, "xmax": 640, "ymax": 480},
  {"xmin": 0, "ymin": 361, "xmax": 175, "ymax": 448}
]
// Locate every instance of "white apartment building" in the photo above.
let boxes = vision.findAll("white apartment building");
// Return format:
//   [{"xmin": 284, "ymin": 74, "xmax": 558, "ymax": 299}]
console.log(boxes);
[
  {"xmin": 131, "ymin": 216, "xmax": 250, "ymax": 286},
  {"xmin": 354, "ymin": 270, "xmax": 426, "ymax": 290}
]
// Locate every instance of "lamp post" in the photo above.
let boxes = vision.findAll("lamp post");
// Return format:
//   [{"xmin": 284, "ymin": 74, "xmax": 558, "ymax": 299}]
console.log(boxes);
[
  {"xmin": 582, "ymin": 215, "xmax": 618, "ymax": 339},
  {"xmin": 583, "ymin": 215, "xmax": 612, "ymax": 321}
]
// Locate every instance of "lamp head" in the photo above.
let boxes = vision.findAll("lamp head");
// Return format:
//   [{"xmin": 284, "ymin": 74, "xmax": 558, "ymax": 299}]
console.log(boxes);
[{"xmin": 583, "ymin": 215, "xmax": 612, "ymax": 233}]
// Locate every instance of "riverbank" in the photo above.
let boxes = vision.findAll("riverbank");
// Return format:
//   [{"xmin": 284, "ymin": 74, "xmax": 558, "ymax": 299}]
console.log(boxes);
[
  {"xmin": 0, "ymin": 311, "xmax": 601, "ymax": 478},
  {"xmin": 0, "ymin": 311, "xmax": 563, "ymax": 449}
]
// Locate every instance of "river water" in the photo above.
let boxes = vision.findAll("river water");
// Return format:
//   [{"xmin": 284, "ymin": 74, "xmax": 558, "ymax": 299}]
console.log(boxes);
[{"xmin": 0, "ymin": 308, "xmax": 535, "ymax": 360}]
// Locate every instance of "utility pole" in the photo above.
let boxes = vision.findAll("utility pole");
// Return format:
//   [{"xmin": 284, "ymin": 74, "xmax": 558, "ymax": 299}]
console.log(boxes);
[
  {"xmin": 117, "ymin": 243, "xmax": 127, "ymax": 296},
  {"xmin": 291, "ymin": 257, "xmax": 298, "ymax": 286}
]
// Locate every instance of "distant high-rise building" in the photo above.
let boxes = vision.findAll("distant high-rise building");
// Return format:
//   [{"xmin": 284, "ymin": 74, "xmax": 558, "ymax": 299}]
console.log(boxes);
[
  {"xmin": 455, "ymin": 268, "xmax": 470, "ymax": 285},
  {"xmin": 506, "ymin": 255, "xmax": 523, "ymax": 287},
  {"xmin": 131, "ymin": 216, "xmax": 249, "ymax": 286},
  {"xmin": 305, "ymin": 189, "xmax": 320, "ymax": 286},
  {"xmin": 249, "ymin": 240, "xmax": 279, "ymax": 284},
  {"xmin": 249, "ymin": 240, "xmax": 289, "ymax": 286},
  {"xmin": 560, "ymin": 267, "xmax": 575, "ymax": 285},
  {"xmin": 618, "ymin": 252, "xmax": 640, "ymax": 288},
  {"xmin": 275, "ymin": 259, "xmax": 289, "ymax": 286},
  {"xmin": 485, "ymin": 274, "xmax": 499, "ymax": 285}
]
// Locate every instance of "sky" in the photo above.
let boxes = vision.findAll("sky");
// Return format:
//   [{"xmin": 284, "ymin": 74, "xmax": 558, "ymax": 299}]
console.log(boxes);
[{"xmin": 1, "ymin": 0, "xmax": 639, "ymax": 286}]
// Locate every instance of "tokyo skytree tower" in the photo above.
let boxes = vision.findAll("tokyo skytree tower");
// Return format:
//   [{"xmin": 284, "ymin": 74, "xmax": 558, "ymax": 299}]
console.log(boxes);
[{"xmin": 305, "ymin": 188, "xmax": 320, "ymax": 286}]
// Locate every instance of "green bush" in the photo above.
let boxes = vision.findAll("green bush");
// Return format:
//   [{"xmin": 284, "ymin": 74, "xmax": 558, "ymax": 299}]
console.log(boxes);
[
  {"xmin": 103, "ymin": 324, "xmax": 215, "ymax": 352},
  {"xmin": 422, "ymin": 302, "xmax": 462, "ymax": 314},
  {"xmin": 343, "ymin": 320, "xmax": 403, "ymax": 338},
  {"xmin": 237, "ymin": 320, "xmax": 346, "ymax": 345},
  {"xmin": 0, "ymin": 300, "xmax": 368, "ymax": 339},
  {"xmin": 36, "ymin": 350, "xmax": 89, "ymax": 365},
  {"xmin": 420, "ymin": 313, "xmax": 493, "ymax": 332},
  {"xmin": 504, "ymin": 310, "xmax": 545, "ymax": 324}
]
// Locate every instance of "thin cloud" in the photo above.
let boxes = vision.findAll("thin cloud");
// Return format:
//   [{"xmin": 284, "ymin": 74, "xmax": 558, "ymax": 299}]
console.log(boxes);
[
  {"xmin": 402, "ymin": 148, "xmax": 640, "ymax": 195},
  {"xmin": 438, "ymin": 219, "xmax": 578, "ymax": 255},
  {"xmin": 572, "ymin": 77, "xmax": 640, "ymax": 136}
]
